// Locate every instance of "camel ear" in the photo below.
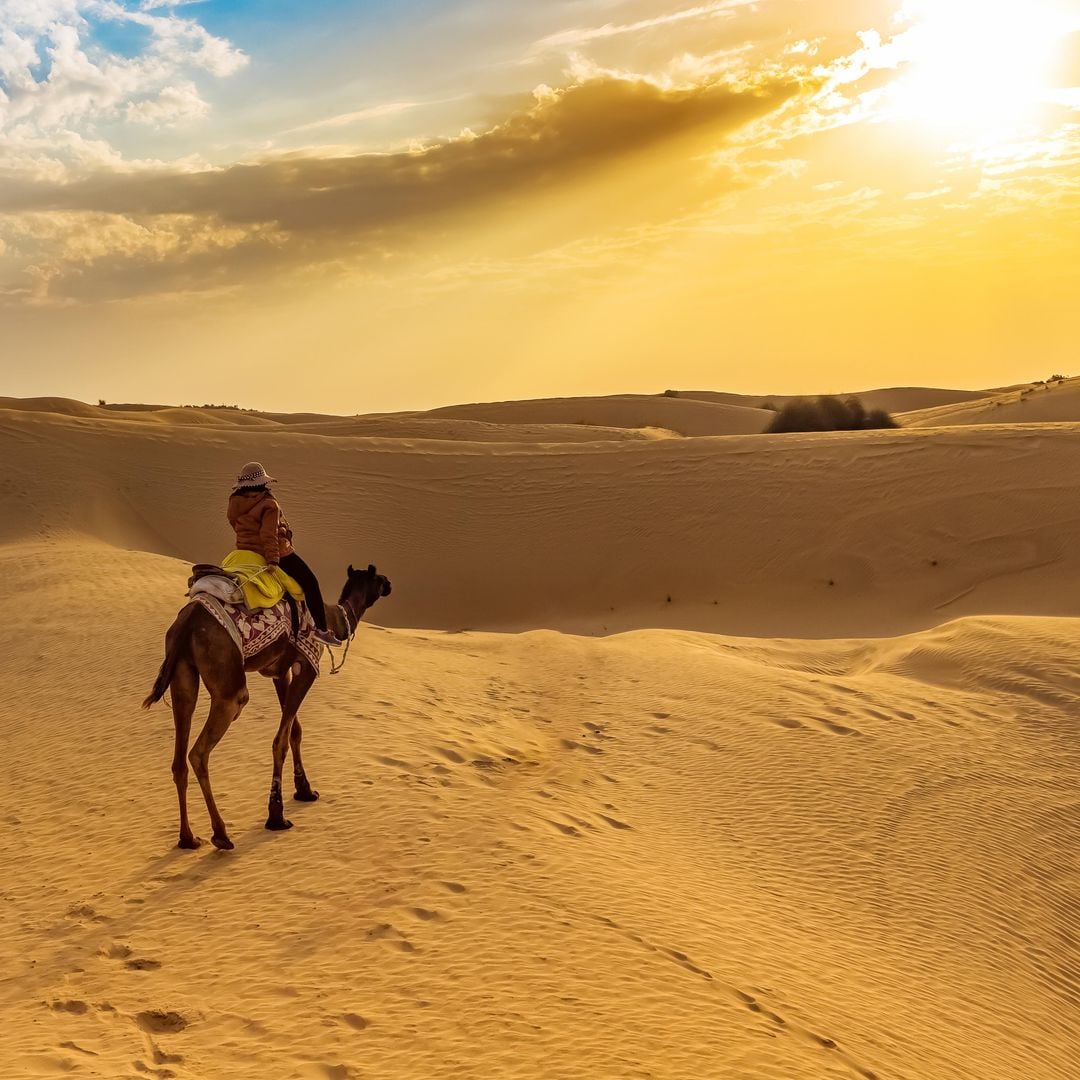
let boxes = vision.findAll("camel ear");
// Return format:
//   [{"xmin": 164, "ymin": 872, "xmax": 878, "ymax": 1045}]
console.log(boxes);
[
  {"xmin": 367, "ymin": 563, "xmax": 376, "ymax": 575},
  {"xmin": 348, "ymin": 564, "xmax": 355, "ymax": 577}
]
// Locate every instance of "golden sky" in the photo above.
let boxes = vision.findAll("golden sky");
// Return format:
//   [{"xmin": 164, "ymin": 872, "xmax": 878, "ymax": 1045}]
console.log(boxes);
[{"xmin": 1, "ymin": 0, "xmax": 1078, "ymax": 411}]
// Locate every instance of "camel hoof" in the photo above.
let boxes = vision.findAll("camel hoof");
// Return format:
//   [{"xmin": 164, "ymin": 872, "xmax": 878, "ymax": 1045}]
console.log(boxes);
[
  {"xmin": 211, "ymin": 833, "xmax": 235, "ymax": 850},
  {"xmin": 265, "ymin": 817, "xmax": 294, "ymax": 832},
  {"xmin": 293, "ymin": 789, "xmax": 320, "ymax": 803},
  {"xmin": 178, "ymin": 835, "xmax": 202, "ymax": 850}
]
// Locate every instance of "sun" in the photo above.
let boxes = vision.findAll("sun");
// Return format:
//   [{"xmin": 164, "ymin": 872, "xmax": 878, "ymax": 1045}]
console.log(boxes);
[{"xmin": 881, "ymin": 0, "xmax": 1074, "ymax": 141}]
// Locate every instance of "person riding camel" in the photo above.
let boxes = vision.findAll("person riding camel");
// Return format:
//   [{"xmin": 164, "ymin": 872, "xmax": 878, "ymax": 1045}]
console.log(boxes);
[{"xmin": 226, "ymin": 462, "xmax": 341, "ymax": 647}]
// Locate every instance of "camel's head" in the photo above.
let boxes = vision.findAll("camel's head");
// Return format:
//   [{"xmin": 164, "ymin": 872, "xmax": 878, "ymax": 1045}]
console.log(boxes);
[{"xmin": 342, "ymin": 563, "xmax": 392, "ymax": 620}]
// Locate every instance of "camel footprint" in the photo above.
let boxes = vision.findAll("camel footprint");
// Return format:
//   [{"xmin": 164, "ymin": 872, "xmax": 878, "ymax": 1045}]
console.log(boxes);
[
  {"xmin": 102, "ymin": 943, "xmax": 162, "ymax": 971},
  {"xmin": 365, "ymin": 922, "xmax": 416, "ymax": 953}
]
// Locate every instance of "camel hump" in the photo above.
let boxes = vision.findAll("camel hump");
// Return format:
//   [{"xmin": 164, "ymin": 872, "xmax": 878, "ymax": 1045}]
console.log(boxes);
[{"xmin": 188, "ymin": 571, "xmax": 245, "ymax": 606}]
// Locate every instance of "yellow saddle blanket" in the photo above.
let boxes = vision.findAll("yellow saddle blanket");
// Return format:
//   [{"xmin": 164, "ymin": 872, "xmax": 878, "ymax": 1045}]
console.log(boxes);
[{"xmin": 221, "ymin": 550, "xmax": 305, "ymax": 610}]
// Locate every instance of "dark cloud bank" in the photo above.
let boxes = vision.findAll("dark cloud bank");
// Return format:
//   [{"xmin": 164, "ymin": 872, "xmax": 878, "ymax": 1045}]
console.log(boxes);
[{"xmin": 5, "ymin": 74, "xmax": 801, "ymax": 299}]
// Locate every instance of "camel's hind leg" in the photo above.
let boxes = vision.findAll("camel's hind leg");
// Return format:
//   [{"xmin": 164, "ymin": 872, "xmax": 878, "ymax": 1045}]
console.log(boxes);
[
  {"xmin": 170, "ymin": 659, "xmax": 201, "ymax": 849},
  {"xmin": 189, "ymin": 688, "xmax": 249, "ymax": 850}
]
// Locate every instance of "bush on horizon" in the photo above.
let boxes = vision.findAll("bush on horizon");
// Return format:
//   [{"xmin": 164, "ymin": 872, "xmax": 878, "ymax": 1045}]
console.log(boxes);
[{"xmin": 765, "ymin": 395, "xmax": 899, "ymax": 434}]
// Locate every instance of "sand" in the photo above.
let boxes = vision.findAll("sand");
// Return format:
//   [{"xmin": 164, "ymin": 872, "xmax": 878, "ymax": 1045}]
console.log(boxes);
[
  {"xmin": 903, "ymin": 378, "xmax": 1080, "ymax": 428},
  {"xmin": 677, "ymin": 386, "xmax": 994, "ymax": 415},
  {"xmin": 1, "ymin": 391, "xmax": 1077, "ymax": 1080},
  {"xmin": 420, "ymin": 393, "xmax": 774, "ymax": 437}
]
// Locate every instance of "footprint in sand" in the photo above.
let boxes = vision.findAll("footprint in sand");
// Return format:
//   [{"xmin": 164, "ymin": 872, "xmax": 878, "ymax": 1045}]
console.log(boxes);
[
  {"xmin": 407, "ymin": 907, "xmax": 443, "ymax": 922},
  {"xmin": 817, "ymin": 718, "xmax": 859, "ymax": 736},
  {"xmin": 50, "ymin": 999, "xmax": 90, "ymax": 1015},
  {"xmin": 560, "ymin": 738, "xmax": 603, "ymax": 756},
  {"xmin": 365, "ymin": 923, "xmax": 416, "ymax": 953},
  {"xmin": 770, "ymin": 716, "xmax": 805, "ymax": 730},
  {"xmin": 66, "ymin": 903, "xmax": 108, "ymax": 925},
  {"xmin": 102, "ymin": 943, "xmax": 162, "ymax": 971},
  {"xmin": 545, "ymin": 819, "xmax": 582, "ymax": 838},
  {"xmin": 375, "ymin": 755, "xmax": 413, "ymax": 771},
  {"xmin": 126, "ymin": 958, "xmax": 163, "ymax": 971},
  {"xmin": 340, "ymin": 1013, "xmax": 369, "ymax": 1031},
  {"xmin": 302, "ymin": 1065, "xmax": 356, "ymax": 1080},
  {"xmin": 135, "ymin": 1010, "xmax": 188, "ymax": 1034},
  {"xmin": 439, "ymin": 881, "xmax": 467, "ymax": 894}
]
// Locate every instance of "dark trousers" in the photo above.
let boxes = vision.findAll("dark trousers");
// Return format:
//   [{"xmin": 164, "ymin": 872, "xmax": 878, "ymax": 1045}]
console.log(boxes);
[{"xmin": 279, "ymin": 552, "xmax": 329, "ymax": 630}]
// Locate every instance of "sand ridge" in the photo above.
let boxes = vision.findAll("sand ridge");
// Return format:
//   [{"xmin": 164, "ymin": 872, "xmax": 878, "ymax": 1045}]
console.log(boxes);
[
  {"xmin": 4, "ymin": 404, "xmax": 1080, "ymax": 635},
  {"xmin": 675, "ymin": 386, "xmax": 995, "ymax": 415},
  {"xmin": 902, "ymin": 377, "xmax": 1080, "ymax": 427},
  {"xmin": 418, "ymin": 393, "xmax": 774, "ymax": 437}
]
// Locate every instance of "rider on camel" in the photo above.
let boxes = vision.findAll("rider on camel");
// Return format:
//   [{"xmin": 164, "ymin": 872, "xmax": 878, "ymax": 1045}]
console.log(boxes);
[{"xmin": 226, "ymin": 462, "xmax": 341, "ymax": 646}]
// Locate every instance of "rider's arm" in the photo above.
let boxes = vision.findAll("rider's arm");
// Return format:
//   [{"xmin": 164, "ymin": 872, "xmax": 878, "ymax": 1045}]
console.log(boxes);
[{"xmin": 260, "ymin": 500, "xmax": 282, "ymax": 565}]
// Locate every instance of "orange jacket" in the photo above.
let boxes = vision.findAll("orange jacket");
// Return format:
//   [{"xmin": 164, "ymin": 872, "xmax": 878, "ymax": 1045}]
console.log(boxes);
[{"xmin": 226, "ymin": 490, "xmax": 294, "ymax": 565}]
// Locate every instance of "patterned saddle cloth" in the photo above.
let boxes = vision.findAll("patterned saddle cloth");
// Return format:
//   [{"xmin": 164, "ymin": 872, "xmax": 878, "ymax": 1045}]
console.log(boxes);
[
  {"xmin": 187, "ymin": 553, "xmax": 320, "ymax": 675},
  {"xmin": 191, "ymin": 592, "xmax": 323, "ymax": 675}
]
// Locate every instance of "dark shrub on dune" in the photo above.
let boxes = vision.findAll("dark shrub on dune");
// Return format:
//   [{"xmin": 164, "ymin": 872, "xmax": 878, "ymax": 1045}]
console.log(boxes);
[{"xmin": 765, "ymin": 395, "xmax": 898, "ymax": 434}]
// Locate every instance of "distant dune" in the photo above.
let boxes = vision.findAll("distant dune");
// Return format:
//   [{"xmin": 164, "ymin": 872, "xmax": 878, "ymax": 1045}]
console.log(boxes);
[
  {"xmin": 903, "ymin": 377, "xmax": 1080, "ymax": 427},
  {"xmin": 3, "ymin": 399, "xmax": 1080, "ymax": 636},
  {"xmin": 419, "ymin": 393, "xmax": 773, "ymax": 437},
  {"xmin": 268, "ymin": 416, "xmax": 669, "ymax": 442},
  {"xmin": 0, "ymin": 397, "xmax": 669, "ymax": 442},
  {"xmin": 677, "ymin": 386, "xmax": 994, "ymax": 414}
]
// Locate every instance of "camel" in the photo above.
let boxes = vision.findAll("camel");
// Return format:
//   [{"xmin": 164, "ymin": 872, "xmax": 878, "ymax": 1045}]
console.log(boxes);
[{"xmin": 143, "ymin": 563, "xmax": 392, "ymax": 850}]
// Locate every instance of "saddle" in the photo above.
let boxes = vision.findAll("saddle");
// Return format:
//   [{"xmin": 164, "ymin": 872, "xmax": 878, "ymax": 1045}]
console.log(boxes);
[
  {"xmin": 186, "ymin": 555, "xmax": 306, "ymax": 641},
  {"xmin": 187, "ymin": 564, "xmax": 245, "ymax": 605}
]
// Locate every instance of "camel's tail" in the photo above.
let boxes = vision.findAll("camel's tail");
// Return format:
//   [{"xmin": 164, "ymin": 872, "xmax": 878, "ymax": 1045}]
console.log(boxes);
[{"xmin": 143, "ymin": 602, "xmax": 199, "ymax": 709}]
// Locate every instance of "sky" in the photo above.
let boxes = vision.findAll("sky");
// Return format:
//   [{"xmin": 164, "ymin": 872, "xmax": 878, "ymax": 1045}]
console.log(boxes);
[{"xmin": 1, "ymin": 0, "xmax": 1078, "ymax": 413}]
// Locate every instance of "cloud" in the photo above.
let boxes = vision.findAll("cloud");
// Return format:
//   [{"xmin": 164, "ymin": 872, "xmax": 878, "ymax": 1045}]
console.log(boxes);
[
  {"xmin": 289, "ymin": 101, "xmax": 427, "ymax": 133},
  {"xmin": 525, "ymin": 1, "xmax": 755, "ymax": 60},
  {"xmin": 0, "ymin": 72, "xmax": 801, "ymax": 301},
  {"xmin": 0, "ymin": 0, "xmax": 246, "ymax": 172},
  {"xmin": 15, "ymin": 75, "xmax": 799, "ymax": 225}
]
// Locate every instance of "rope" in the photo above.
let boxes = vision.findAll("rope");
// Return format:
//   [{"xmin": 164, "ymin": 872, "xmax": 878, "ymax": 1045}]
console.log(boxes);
[{"xmin": 325, "ymin": 603, "xmax": 356, "ymax": 675}]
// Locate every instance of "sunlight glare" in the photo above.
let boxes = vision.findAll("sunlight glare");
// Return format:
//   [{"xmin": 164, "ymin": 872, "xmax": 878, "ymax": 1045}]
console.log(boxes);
[{"xmin": 883, "ymin": 0, "xmax": 1074, "ymax": 140}]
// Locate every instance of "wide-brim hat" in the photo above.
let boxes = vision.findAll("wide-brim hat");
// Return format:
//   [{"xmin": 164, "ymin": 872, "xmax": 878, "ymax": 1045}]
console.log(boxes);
[{"xmin": 232, "ymin": 461, "xmax": 276, "ymax": 492}]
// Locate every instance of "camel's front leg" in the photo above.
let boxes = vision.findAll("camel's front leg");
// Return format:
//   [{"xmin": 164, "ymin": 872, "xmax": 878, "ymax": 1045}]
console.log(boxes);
[
  {"xmin": 290, "ymin": 718, "xmax": 319, "ymax": 802},
  {"xmin": 266, "ymin": 663, "xmax": 316, "ymax": 831},
  {"xmin": 273, "ymin": 670, "xmax": 316, "ymax": 800}
]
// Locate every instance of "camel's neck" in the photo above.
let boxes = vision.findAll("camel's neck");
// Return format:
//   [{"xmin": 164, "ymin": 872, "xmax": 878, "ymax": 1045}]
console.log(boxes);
[{"xmin": 328, "ymin": 604, "xmax": 351, "ymax": 640}]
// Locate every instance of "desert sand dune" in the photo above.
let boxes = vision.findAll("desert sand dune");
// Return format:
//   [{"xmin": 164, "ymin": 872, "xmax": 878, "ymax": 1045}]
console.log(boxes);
[
  {"xmin": 420, "ymin": 393, "xmax": 773, "ymax": 436},
  {"xmin": 0, "ymin": 397, "xmax": 286, "ymax": 428},
  {"xmin": 0, "ymin": 398, "xmax": 669, "ymax": 442},
  {"xmin": 678, "ymin": 386, "xmax": 994, "ymax": 415},
  {"xmin": 903, "ymin": 377, "xmax": 1080, "ymax": 427},
  {"xmin": 1, "ymin": 394, "xmax": 1077, "ymax": 1080},
  {"xmin": 0, "ymin": 395, "xmax": 109, "ymax": 418},
  {"xmin": 0, "ymin": 540, "xmax": 1075, "ymax": 1080},
  {"xmin": 273, "ymin": 416, "xmax": 669, "ymax": 442},
  {"xmin": 3, "ymin": 405, "xmax": 1080, "ymax": 635}
]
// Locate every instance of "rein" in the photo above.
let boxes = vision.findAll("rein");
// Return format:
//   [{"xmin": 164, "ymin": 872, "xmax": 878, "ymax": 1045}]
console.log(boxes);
[{"xmin": 325, "ymin": 599, "xmax": 360, "ymax": 675}]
